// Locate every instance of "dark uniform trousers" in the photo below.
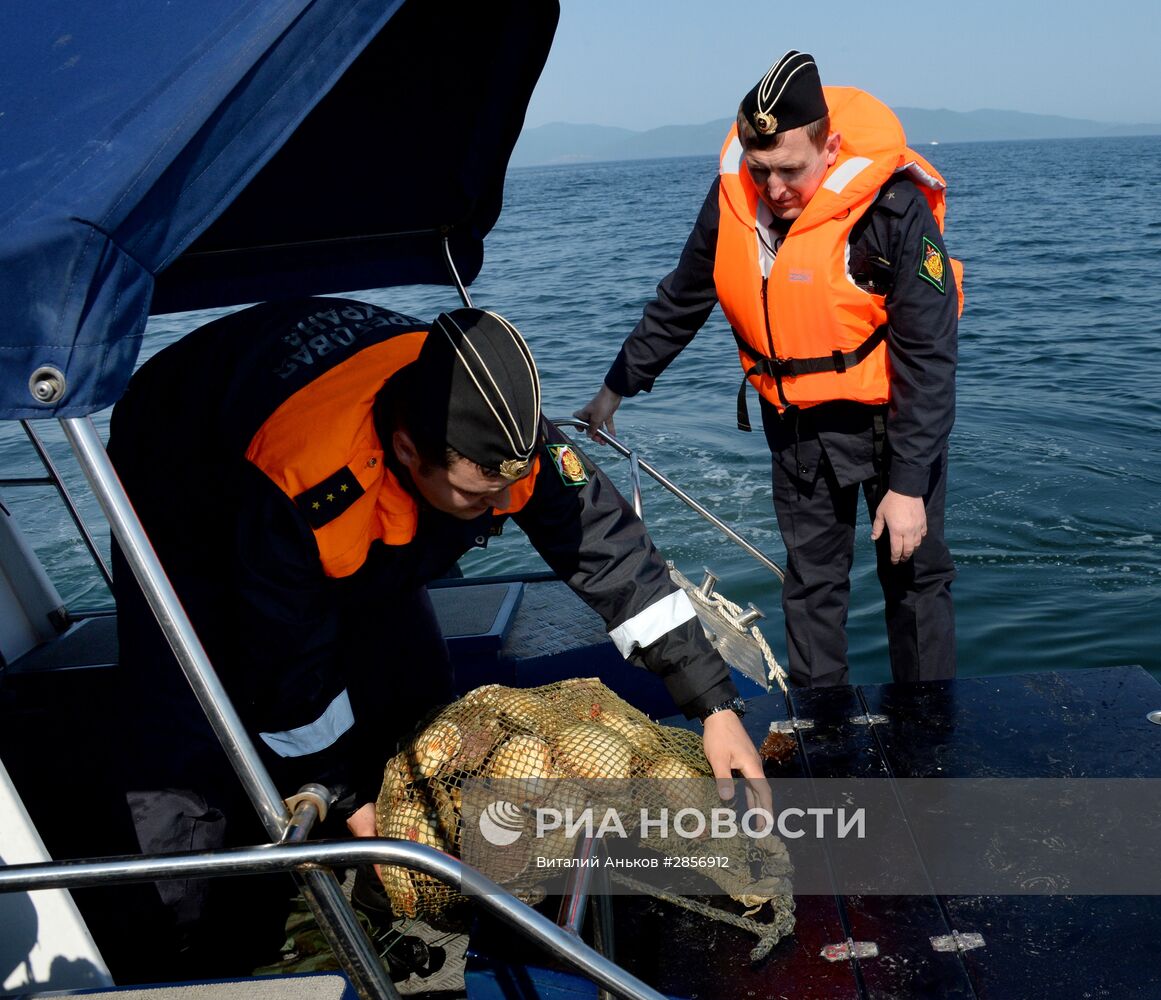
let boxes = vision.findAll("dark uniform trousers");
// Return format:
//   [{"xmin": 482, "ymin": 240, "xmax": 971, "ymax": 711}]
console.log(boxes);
[{"xmin": 761, "ymin": 398, "xmax": 956, "ymax": 688}]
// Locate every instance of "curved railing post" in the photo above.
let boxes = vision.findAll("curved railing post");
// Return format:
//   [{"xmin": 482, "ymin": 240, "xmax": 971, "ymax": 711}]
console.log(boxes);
[{"xmin": 554, "ymin": 418, "xmax": 785, "ymax": 582}]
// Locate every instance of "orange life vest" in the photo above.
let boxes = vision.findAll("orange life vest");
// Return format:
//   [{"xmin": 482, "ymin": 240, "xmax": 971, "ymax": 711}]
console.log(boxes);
[
  {"xmin": 715, "ymin": 86, "xmax": 963, "ymax": 413},
  {"xmin": 245, "ymin": 330, "xmax": 537, "ymax": 578}
]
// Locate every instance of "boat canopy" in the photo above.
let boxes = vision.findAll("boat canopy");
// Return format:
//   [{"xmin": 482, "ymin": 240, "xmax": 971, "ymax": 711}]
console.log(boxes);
[{"xmin": 0, "ymin": 0, "xmax": 558, "ymax": 419}]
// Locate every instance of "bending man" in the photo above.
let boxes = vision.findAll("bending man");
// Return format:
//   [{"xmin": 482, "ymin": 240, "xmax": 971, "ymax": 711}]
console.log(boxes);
[{"xmin": 108, "ymin": 300, "xmax": 765, "ymax": 977}]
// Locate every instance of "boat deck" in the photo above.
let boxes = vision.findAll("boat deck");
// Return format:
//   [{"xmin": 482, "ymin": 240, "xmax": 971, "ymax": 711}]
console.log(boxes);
[{"xmin": 4, "ymin": 579, "xmax": 1161, "ymax": 998}]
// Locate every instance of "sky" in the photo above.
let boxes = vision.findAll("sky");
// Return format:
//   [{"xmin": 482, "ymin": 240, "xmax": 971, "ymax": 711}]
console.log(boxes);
[{"xmin": 523, "ymin": 0, "xmax": 1161, "ymax": 130}]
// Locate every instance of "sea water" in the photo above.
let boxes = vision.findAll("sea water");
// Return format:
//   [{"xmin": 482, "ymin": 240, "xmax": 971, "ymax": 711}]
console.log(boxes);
[{"xmin": 2, "ymin": 135, "xmax": 1158, "ymax": 684}]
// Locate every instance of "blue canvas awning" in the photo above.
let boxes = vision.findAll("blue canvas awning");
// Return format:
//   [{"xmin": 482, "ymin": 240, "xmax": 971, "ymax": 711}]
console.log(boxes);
[{"xmin": 0, "ymin": 0, "xmax": 558, "ymax": 419}]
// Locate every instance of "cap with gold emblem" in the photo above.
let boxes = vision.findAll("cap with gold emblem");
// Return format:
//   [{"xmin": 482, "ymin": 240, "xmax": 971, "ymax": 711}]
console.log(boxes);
[
  {"xmin": 739, "ymin": 50, "xmax": 827, "ymax": 137},
  {"xmin": 411, "ymin": 308, "xmax": 541, "ymax": 479}
]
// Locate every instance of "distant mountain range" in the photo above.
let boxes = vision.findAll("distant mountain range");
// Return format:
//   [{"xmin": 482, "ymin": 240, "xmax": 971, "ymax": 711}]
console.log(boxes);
[{"xmin": 510, "ymin": 108, "xmax": 1161, "ymax": 168}]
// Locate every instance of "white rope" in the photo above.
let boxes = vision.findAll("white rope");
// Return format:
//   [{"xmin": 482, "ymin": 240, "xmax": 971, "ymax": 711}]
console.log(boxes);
[{"xmin": 694, "ymin": 587, "xmax": 790, "ymax": 695}]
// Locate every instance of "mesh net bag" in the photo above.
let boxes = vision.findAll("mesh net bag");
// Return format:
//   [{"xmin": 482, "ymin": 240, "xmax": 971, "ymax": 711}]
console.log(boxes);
[{"xmin": 375, "ymin": 678, "xmax": 794, "ymax": 941}]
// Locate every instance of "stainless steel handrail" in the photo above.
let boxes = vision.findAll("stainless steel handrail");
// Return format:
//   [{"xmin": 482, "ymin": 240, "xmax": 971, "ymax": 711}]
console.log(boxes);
[
  {"xmin": 0, "ymin": 840, "xmax": 669, "ymax": 1000},
  {"xmin": 553, "ymin": 418, "xmax": 785, "ymax": 582},
  {"xmin": 627, "ymin": 449, "xmax": 643, "ymax": 518},
  {"xmin": 58, "ymin": 416, "xmax": 402, "ymax": 1000}
]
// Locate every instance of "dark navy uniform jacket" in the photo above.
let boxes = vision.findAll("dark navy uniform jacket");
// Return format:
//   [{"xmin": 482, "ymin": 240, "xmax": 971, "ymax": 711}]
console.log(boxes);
[
  {"xmin": 108, "ymin": 299, "xmax": 736, "ymax": 811},
  {"xmin": 604, "ymin": 175, "xmax": 959, "ymax": 498}
]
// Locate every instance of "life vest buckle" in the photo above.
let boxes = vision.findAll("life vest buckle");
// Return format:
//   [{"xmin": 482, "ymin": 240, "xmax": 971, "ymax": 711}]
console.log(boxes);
[{"xmin": 753, "ymin": 355, "xmax": 794, "ymax": 379}]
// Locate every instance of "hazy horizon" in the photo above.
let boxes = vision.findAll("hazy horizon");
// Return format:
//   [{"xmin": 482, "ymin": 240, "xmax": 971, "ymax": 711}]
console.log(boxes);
[
  {"xmin": 526, "ymin": 2, "xmax": 1161, "ymax": 131},
  {"xmin": 526, "ymin": 106, "xmax": 1161, "ymax": 130}
]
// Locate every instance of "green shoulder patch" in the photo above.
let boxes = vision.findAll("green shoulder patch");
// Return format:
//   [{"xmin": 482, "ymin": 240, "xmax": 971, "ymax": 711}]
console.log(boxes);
[
  {"xmin": 918, "ymin": 236, "xmax": 947, "ymax": 294},
  {"xmin": 547, "ymin": 443, "xmax": 589, "ymax": 487}
]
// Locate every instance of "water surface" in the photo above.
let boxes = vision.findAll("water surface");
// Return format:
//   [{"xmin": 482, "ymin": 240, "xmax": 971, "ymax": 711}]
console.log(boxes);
[{"xmin": 4, "ymin": 135, "xmax": 1158, "ymax": 684}]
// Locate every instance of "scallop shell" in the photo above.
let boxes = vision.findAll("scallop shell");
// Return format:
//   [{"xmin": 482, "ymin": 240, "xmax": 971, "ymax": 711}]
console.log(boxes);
[
  {"xmin": 488, "ymin": 734, "xmax": 557, "ymax": 799},
  {"xmin": 376, "ymin": 799, "xmax": 449, "ymax": 918},
  {"xmin": 488, "ymin": 734, "xmax": 555, "ymax": 780},
  {"xmin": 595, "ymin": 711, "xmax": 663, "ymax": 757},
  {"xmin": 431, "ymin": 780, "xmax": 464, "ymax": 851},
  {"xmin": 491, "ymin": 688, "xmax": 550, "ymax": 731},
  {"xmin": 644, "ymin": 754, "xmax": 714, "ymax": 816},
  {"xmin": 376, "ymin": 753, "xmax": 417, "ymax": 816},
  {"xmin": 647, "ymin": 755, "xmax": 705, "ymax": 780},
  {"xmin": 409, "ymin": 720, "xmax": 463, "ymax": 778},
  {"xmin": 553, "ymin": 723, "xmax": 632, "ymax": 779},
  {"xmin": 378, "ymin": 863, "xmax": 420, "ymax": 918},
  {"xmin": 379, "ymin": 798, "xmax": 447, "ymax": 849}
]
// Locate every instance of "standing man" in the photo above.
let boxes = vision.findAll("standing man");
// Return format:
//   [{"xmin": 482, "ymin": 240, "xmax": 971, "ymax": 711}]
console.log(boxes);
[
  {"xmin": 577, "ymin": 51, "xmax": 962, "ymax": 687},
  {"xmin": 107, "ymin": 299, "xmax": 765, "ymax": 979}
]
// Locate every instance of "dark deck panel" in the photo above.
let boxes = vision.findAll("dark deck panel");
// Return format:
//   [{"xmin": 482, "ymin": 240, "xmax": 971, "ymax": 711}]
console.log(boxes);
[
  {"xmin": 862, "ymin": 667, "xmax": 1161, "ymax": 999},
  {"xmin": 862, "ymin": 666, "xmax": 1161, "ymax": 780},
  {"xmin": 465, "ymin": 666, "xmax": 1161, "ymax": 999},
  {"xmin": 782, "ymin": 686, "xmax": 976, "ymax": 1000},
  {"xmin": 4, "ymin": 615, "xmax": 118, "ymax": 676}
]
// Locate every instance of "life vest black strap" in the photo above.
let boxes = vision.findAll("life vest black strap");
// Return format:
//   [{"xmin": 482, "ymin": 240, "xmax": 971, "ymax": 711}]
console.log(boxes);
[
  {"xmin": 737, "ymin": 358, "xmax": 794, "ymax": 431},
  {"xmin": 737, "ymin": 374, "xmax": 754, "ymax": 432},
  {"xmin": 733, "ymin": 324, "xmax": 889, "ymax": 431},
  {"xmin": 734, "ymin": 324, "xmax": 889, "ymax": 380}
]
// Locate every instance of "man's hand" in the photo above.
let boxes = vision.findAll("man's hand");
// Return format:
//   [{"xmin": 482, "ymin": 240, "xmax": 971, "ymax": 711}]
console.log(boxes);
[
  {"xmin": 573, "ymin": 385, "xmax": 623, "ymax": 443},
  {"xmin": 346, "ymin": 801, "xmax": 381, "ymax": 877},
  {"xmin": 702, "ymin": 710, "xmax": 772, "ymax": 815},
  {"xmin": 347, "ymin": 801, "xmax": 377, "ymax": 837},
  {"xmin": 870, "ymin": 489, "xmax": 927, "ymax": 564}
]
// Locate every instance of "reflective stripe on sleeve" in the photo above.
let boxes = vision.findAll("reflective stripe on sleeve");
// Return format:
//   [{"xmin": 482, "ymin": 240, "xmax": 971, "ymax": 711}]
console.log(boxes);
[
  {"xmin": 608, "ymin": 590, "xmax": 698, "ymax": 657},
  {"xmin": 259, "ymin": 688, "xmax": 354, "ymax": 758}
]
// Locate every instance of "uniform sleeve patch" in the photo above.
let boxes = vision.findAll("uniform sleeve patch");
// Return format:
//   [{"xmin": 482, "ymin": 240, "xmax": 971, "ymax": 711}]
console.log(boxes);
[
  {"xmin": 547, "ymin": 443, "xmax": 589, "ymax": 487},
  {"xmin": 294, "ymin": 467, "xmax": 365, "ymax": 528},
  {"xmin": 918, "ymin": 236, "xmax": 947, "ymax": 294}
]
